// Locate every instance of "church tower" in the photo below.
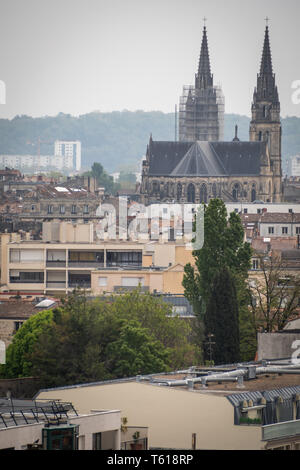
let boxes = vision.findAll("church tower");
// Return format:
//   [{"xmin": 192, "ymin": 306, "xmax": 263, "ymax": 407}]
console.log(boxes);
[
  {"xmin": 179, "ymin": 24, "xmax": 224, "ymax": 142},
  {"xmin": 249, "ymin": 23, "xmax": 282, "ymax": 201}
]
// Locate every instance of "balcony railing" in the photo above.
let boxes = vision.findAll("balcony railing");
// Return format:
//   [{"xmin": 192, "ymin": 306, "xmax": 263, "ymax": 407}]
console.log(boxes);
[
  {"xmin": 68, "ymin": 261, "xmax": 104, "ymax": 268},
  {"xmin": 113, "ymin": 286, "xmax": 149, "ymax": 292},
  {"xmin": 46, "ymin": 281, "xmax": 66, "ymax": 288},
  {"xmin": 10, "ymin": 279, "xmax": 44, "ymax": 284},
  {"xmin": 68, "ymin": 281, "xmax": 91, "ymax": 288},
  {"xmin": 46, "ymin": 260, "xmax": 66, "ymax": 267},
  {"xmin": 262, "ymin": 419, "xmax": 300, "ymax": 441},
  {"xmin": 121, "ymin": 438, "xmax": 148, "ymax": 451}
]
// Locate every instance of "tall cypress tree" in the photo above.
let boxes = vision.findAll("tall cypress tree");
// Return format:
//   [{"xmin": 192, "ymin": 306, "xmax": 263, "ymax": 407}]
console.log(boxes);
[{"xmin": 204, "ymin": 266, "xmax": 240, "ymax": 365}]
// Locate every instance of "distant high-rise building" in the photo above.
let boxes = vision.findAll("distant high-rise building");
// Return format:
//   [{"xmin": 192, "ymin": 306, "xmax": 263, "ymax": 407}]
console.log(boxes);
[
  {"xmin": 54, "ymin": 140, "xmax": 81, "ymax": 172},
  {"xmin": 287, "ymin": 155, "xmax": 300, "ymax": 177},
  {"xmin": 178, "ymin": 26, "xmax": 224, "ymax": 142}
]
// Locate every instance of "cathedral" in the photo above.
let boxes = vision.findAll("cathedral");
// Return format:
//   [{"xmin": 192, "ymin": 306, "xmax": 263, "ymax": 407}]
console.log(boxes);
[{"xmin": 140, "ymin": 24, "xmax": 283, "ymax": 205}]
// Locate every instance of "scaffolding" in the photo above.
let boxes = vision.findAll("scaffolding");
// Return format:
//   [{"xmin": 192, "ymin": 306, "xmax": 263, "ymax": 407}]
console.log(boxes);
[{"xmin": 178, "ymin": 83, "xmax": 224, "ymax": 142}]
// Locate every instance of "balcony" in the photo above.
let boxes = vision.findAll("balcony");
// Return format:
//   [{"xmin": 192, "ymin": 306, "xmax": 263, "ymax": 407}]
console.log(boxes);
[
  {"xmin": 68, "ymin": 251, "xmax": 104, "ymax": 268},
  {"xmin": 68, "ymin": 261, "xmax": 104, "ymax": 268},
  {"xmin": 46, "ymin": 281, "xmax": 66, "ymax": 289},
  {"xmin": 68, "ymin": 281, "xmax": 91, "ymax": 289},
  {"xmin": 113, "ymin": 286, "xmax": 149, "ymax": 293},
  {"xmin": 262, "ymin": 419, "xmax": 300, "ymax": 442},
  {"xmin": 121, "ymin": 426, "xmax": 148, "ymax": 451},
  {"xmin": 46, "ymin": 260, "xmax": 66, "ymax": 267}
]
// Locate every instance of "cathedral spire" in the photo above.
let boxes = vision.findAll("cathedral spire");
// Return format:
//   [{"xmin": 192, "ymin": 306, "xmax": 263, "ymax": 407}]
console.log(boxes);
[
  {"xmin": 254, "ymin": 24, "xmax": 279, "ymax": 104},
  {"xmin": 260, "ymin": 25, "xmax": 273, "ymax": 76},
  {"xmin": 195, "ymin": 25, "xmax": 213, "ymax": 89}
]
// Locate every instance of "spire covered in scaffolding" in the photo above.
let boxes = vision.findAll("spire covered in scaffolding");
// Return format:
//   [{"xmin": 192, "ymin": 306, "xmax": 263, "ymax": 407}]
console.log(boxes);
[{"xmin": 195, "ymin": 25, "xmax": 213, "ymax": 90}]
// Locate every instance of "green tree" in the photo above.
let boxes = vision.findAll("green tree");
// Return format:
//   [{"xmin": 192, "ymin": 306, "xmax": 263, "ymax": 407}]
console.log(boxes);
[
  {"xmin": 204, "ymin": 267, "xmax": 240, "ymax": 364},
  {"xmin": 183, "ymin": 198, "xmax": 252, "ymax": 315},
  {"xmin": 2, "ymin": 290, "xmax": 200, "ymax": 387},
  {"xmin": 105, "ymin": 320, "xmax": 170, "ymax": 377},
  {"xmin": 0, "ymin": 309, "xmax": 54, "ymax": 379},
  {"xmin": 182, "ymin": 199, "xmax": 252, "ymax": 363},
  {"xmin": 106, "ymin": 290, "xmax": 199, "ymax": 369},
  {"xmin": 30, "ymin": 290, "xmax": 109, "ymax": 387},
  {"xmin": 85, "ymin": 162, "xmax": 118, "ymax": 194}
]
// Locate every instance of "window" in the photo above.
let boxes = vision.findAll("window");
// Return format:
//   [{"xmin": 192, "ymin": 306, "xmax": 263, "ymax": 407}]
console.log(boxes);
[
  {"xmin": 98, "ymin": 277, "xmax": 107, "ymax": 287},
  {"xmin": 296, "ymin": 227, "xmax": 300, "ymax": 235},
  {"xmin": 121, "ymin": 277, "xmax": 144, "ymax": 287},
  {"xmin": 244, "ymin": 208, "xmax": 248, "ymax": 214},
  {"xmin": 92, "ymin": 433, "xmax": 102, "ymax": 450},
  {"xmin": 257, "ymin": 209, "xmax": 261, "ymax": 214},
  {"xmin": 282, "ymin": 227, "xmax": 288, "ymax": 235},
  {"xmin": 71, "ymin": 205, "xmax": 77, "ymax": 214},
  {"xmin": 31, "ymin": 205, "xmax": 35, "ymax": 212},
  {"xmin": 14, "ymin": 321, "xmax": 23, "ymax": 332},
  {"xmin": 172, "ymin": 306, "xmax": 188, "ymax": 317},
  {"xmin": 59, "ymin": 205, "xmax": 65, "ymax": 214},
  {"xmin": 252, "ymin": 259, "xmax": 259, "ymax": 270},
  {"xmin": 83, "ymin": 205, "xmax": 89, "ymax": 214},
  {"xmin": 268, "ymin": 227, "xmax": 274, "ymax": 234},
  {"xmin": 47, "ymin": 205, "xmax": 53, "ymax": 214}
]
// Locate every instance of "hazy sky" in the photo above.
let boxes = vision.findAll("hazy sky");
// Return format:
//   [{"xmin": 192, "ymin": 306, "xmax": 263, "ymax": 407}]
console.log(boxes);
[{"xmin": 0, "ymin": 0, "xmax": 299, "ymax": 119}]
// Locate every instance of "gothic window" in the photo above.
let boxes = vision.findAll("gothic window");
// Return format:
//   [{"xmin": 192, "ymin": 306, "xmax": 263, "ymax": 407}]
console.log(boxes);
[
  {"xmin": 251, "ymin": 184, "xmax": 257, "ymax": 202},
  {"xmin": 187, "ymin": 183, "xmax": 195, "ymax": 203},
  {"xmin": 200, "ymin": 183, "xmax": 208, "ymax": 203},
  {"xmin": 232, "ymin": 183, "xmax": 241, "ymax": 201},
  {"xmin": 152, "ymin": 181, "xmax": 159, "ymax": 193},
  {"xmin": 212, "ymin": 182, "xmax": 217, "ymax": 198},
  {"xmin": 177, "ymin": 183, "xmax": 182, "ymax": 201},
  {"xmin": 263, "ymin": 105, "xmax": 267, "ymax": 118}
]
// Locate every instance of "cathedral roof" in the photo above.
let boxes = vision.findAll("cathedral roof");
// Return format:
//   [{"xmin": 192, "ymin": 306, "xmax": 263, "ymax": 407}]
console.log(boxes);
[{"xmin": 147, "ymin": 140, "xmax": 266, "ymax": 177}]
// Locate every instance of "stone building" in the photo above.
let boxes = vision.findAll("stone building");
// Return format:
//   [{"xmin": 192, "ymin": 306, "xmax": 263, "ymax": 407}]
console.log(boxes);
[{"xmin": 140, "ymin": 25, "xmax": 283, "ymax": 205}]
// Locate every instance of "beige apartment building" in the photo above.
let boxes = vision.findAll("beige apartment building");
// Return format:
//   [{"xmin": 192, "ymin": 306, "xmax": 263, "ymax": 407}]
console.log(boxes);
[
  {"xmin": 0, "ymin": 222, "xmax": 195, "ymax": 296},
  {"xmin": 36, "ymin": 366, "xmax": 300, "ymax": 450}
]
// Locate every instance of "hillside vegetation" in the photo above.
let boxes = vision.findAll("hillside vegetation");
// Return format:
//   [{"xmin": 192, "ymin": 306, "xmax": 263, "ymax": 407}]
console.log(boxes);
[{"xmin": 0, "ymin": 111, "xmax": 298, "ymax": 172}]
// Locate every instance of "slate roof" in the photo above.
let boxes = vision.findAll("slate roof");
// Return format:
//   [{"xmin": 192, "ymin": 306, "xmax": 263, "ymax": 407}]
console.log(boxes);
[
  {"xmin": 147, "ymin": 140, "xmax": 266, "ymax": 177},
  {"xmin": 227, "ymin": 385, "xmax": 300, "ymax": 407}
]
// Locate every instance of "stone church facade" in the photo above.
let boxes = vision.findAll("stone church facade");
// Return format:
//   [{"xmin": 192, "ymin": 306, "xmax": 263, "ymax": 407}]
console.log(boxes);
[{"xmin": 140, "ymin": 25, "xmax": 283, "ymax": 205}]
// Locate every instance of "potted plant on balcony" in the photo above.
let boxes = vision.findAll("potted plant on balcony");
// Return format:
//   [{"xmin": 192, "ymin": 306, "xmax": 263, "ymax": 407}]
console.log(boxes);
[{"xmin": 130, "ymin": 431, "xmax": 143, "ymax": 450}]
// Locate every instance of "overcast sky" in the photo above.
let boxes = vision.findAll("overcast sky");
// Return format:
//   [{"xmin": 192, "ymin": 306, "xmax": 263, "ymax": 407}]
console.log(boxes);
[{"xmin": 0, "ymin": 0, "xmax": 299, "ymax": 119}]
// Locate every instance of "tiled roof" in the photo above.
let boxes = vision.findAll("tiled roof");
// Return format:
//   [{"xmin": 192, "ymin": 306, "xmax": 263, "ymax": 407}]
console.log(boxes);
[
  {"xmin": 147, "ymin": 140, "xmax": 265, "ymax": 177},
  {"xmin": 0, "ymin": 299, "xmax": 57, "ymax": 319}
]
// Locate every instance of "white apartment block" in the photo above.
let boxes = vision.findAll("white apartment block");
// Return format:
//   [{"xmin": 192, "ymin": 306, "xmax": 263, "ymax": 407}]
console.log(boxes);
[
  {"xmin": 54, "ymin": 140, "xmax": 81, "ymax": 172},
  {"xmin": 0, "ymin": 154, "xmax": 75, "ymax": 173},
  {"xmin": 288, "ymin": 155, "xmax": 300, "ymax": 177}
]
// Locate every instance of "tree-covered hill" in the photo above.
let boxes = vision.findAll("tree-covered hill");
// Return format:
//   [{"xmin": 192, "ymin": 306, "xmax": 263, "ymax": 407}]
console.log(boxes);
[{"xmin": 0, "ymin": 111, "xmax": 299, "ymax": 173}]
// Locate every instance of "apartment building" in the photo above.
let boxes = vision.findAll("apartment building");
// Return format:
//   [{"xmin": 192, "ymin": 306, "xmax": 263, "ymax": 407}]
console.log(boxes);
[
  {"xmin": 36, "ymin": 360, "xmax": 300, "ymax": 450},
  {"xmin": 0, "ymin": 222, "xmax": 195, "ymax": 296}
]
